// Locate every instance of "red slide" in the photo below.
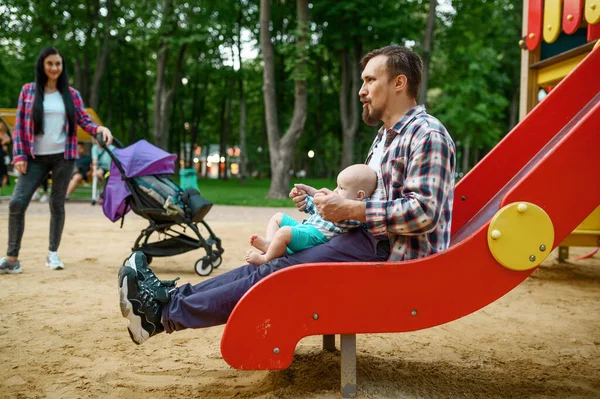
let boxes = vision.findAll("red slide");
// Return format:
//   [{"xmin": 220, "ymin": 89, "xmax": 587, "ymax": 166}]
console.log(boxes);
[{"xmin": 221, "ymin": 47, "xmax": 600, "ymax": 370}]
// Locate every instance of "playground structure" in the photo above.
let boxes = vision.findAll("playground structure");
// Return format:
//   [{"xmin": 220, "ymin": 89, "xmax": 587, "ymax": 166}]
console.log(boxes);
[
  {"xmin": 0, "ymin": 108, "xmax": 106, "ymax": 203},
  {"xmin": 519, "ymin": 0, "xmax": 600, "ymax": 261},
  {"xmin": 219, "ymin": 20, "xmax": 600, "ymax": 399}
]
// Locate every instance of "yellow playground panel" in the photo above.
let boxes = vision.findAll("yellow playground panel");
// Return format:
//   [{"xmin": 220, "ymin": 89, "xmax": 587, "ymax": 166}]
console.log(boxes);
[
  {"xmin": 519, "ymin": 0, "xmax": 600, "ymax": 261},
  {"xmin": 0, "ymin": 108, "xmax": 103, "ymax": 143}
]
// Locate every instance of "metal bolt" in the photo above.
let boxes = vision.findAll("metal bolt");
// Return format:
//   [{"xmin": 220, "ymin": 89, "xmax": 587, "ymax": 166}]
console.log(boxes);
[
  {"xmin": 529, "ymin": 255, "xmax": 536, "ymax": 262},
  {"xmin": 411, "ymin": 309, "xmax": 417, "ymax": 316},
  {"xmin": 539, "ymin": 244, "xmax": 546, "ymax": 252},
  {"xmin": 461, "ymin": 196, "xmax": 466, "ymax": 201},
  {"xmin": 273, "ymin": 348, "xmax": 280, "ymax": 354},
  {"xmin": 312, "ymin": 313, "xmax": 319, "ymax": 320}
]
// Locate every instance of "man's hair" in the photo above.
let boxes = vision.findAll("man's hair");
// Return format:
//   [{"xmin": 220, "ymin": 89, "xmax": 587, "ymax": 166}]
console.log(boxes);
[{"xmin": 360, "ymin": 45, "xmax": 423, "ymax": 99}]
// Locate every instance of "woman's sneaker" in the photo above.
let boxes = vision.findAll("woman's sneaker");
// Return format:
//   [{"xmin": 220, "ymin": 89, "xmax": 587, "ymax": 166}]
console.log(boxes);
[
  {"xmin": 46, "ymin": 252, "xmax": 65, "ymax": 270},
  {"xmin": 0, "ymin": 257, "xmax": 22, "ymax": 274}
]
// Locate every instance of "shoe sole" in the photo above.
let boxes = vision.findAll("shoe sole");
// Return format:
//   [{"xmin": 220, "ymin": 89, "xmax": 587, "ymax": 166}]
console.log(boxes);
[
  {"xmin": 0, "ymin": 267, "xmax": 23, "ymax": 274},
  {"xmin": 46, "ymin": 263, "xmax": 64, "ymax": 270},
  {"xmin": 119, "ymin": 253, "xmax": 148, "ymax": 345}
]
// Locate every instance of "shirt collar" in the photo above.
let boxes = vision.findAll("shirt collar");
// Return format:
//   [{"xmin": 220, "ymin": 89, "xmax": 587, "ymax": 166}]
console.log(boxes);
[{"xmin": 378, "ymin": 104, "xmax": 426, "ymax": 137}]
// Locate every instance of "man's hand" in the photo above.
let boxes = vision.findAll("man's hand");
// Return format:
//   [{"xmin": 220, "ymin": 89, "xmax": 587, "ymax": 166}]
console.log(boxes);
[
  {"xmin": 14, "ymin": 161, "xmax": 27, "ymax": 175},
  {"xmin": 289, "ymin": 183, "xmax": 316, "ymax": 212},
  {"xmin": 312, "ymin": 188, "xmax": 357, "ymax": 222}
]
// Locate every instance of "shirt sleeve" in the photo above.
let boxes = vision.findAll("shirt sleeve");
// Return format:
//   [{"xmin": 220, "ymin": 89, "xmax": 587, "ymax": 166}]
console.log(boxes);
[
  {"xmin": 91, "ymin": 145, "xmax": 99, "ymax": 161},
  {"xmin": 366, "ymin": 131, "xmax": 454, "ymax": 236},
  {"xmin": 12, "ymin": 85, "xmax": 28, "ymax": 164},
  {"xmin": 304, "ymin": 195, "xmax": 317, "ymax": 215},
  {"xmin": 71, "ymin": 88, "xmax": 99, "ymax": 136}
]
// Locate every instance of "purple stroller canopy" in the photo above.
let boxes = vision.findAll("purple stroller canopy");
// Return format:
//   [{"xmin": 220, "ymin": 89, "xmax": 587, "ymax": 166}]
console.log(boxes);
[{"xmin": 103, "ymin": 140, "xmax": 178, "ymax": 222}]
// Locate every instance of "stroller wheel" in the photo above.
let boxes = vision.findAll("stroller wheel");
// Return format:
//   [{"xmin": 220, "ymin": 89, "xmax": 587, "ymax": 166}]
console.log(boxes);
[
  {"xmin": 212, "ymin": 255, "xmax": 222, "ymax": 268},
  {"xmin": 195, "ymin": 257, "xmax": 213, "ymax": 276}
]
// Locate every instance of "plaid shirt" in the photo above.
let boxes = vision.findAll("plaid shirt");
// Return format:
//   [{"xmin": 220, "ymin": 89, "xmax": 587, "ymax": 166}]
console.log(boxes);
[
  {"xmin": 365, "ymin": 105, "xmax": 456, "ymax": 261},
  {"xmin": 304, "ymin": 195, "xmax": 363, "ymax": 239},
  {"xmin": 12, "ymin": 82, "xmax": 99, "ymax": 164}
]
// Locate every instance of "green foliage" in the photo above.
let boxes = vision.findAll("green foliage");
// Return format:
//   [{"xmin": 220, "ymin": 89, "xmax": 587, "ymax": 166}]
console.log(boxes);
[{"xmin": 0, "ymin": 0, "xmax": 524, "ymax": 182}]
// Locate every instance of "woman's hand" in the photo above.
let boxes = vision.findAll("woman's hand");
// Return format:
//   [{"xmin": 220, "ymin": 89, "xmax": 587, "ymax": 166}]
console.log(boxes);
[
  {"xmin": 15, "ymin": 161, "xmax": 27, "ymax": 175},
  {"xmin": 96, "ymin": 126, "xmax": 113, "ymax": 146}
]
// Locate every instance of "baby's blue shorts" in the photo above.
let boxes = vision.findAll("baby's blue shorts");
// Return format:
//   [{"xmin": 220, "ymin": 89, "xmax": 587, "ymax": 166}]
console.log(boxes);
[{"xmin": 281, "ymin": 213, "xmax": 329, "ymax": 254}]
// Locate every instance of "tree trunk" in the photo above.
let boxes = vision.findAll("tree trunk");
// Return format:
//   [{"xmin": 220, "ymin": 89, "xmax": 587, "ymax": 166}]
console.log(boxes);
[
  {"xmin": 153, "ymin": 38, "xmax": 187, "ymax": 151},
  {"xmin": 89, "ymin": 0, "xmax": 112, "ymax": 109},
  {"xmin": 508, "ymin": 86, "xmax": 519, "ymax": 130},
  {"xmin": 339, "ymin": 42, "xmax": 361, "ymax": 169},
  {"xmin": 461, "ymin": 136, "xmax": 471, "ymax": 173},
  {"xmin": 261, "ymin": 0, "xmax": 309, "ymax": 198},
  {"xmin": 418, "ymin": 0, "xmax": 437, "ymax": 106},
  {"xmin": 237, "ymin": 5, "xmax": 248, "ymax": 183}
]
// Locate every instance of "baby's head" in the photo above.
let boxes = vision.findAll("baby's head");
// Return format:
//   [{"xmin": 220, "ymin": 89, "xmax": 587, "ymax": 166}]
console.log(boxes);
[{"xmin": 334, "ymin": 164, "xmax": 377, "ymax": 201}]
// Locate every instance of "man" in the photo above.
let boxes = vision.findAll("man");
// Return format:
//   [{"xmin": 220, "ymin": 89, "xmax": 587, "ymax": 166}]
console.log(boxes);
[
  {"xmin": 118, "ymin": 45, "xmax": 456, "ymax": 345},
  {"xmin": 66, "ymin": 142, "xmax": 92, "ymax": 197}
]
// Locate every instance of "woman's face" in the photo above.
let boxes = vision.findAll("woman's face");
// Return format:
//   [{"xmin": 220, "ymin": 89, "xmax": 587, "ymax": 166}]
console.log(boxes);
[{"xmin": 43, "ymin": 54, "xmax": 63, "ymax": 82}]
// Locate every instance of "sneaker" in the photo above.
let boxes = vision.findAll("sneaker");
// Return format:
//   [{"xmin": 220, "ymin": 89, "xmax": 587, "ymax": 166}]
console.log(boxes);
[
  {"xmin": 118, "ymin": 252, "xmax": 178, "ymax": 345},
  {"xmin": 0, "ymin": 257, "xmax": 22, "ymax": 274},
  {"xmin": 39, "ymin": 194, "xmax": 49, "ymax": 203},
  {"xmin": 31, "ymin": 190, "xmax": 41, "ymax": 201},
  {"xmin": 46, "ymin": 252, "xmax": 64, "ymax": 270}
]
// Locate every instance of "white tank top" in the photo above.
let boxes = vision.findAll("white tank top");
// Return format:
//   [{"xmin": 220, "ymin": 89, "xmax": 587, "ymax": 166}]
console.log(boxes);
[{"xmin": 34, "ymin": 91, "xmax": 67, "ymax": 155}]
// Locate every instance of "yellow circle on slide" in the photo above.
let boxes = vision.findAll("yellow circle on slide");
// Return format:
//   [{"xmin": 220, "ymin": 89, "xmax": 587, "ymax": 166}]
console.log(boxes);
[{"xmin": 488, "ymin": 202, "xmax": 554, "ymax": 271}]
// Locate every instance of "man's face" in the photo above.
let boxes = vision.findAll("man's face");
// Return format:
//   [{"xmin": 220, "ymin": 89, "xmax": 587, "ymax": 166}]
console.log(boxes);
[
  {"xmin": 77, "ymin": 144, "xmax": 85, "ymax": 156},
  {"xmin": 359, "ymin": 55, "xmax": 393, "ymax": 126}
]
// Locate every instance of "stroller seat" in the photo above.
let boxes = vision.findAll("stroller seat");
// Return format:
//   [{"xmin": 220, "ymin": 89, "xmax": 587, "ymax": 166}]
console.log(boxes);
[{"xmin": 102, "ymin": 139, "xmax": 224, "ymax": 276}]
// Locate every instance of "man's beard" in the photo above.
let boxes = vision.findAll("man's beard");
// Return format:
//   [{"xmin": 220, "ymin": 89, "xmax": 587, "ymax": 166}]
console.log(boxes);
[{"xmin": 362, "ymin": 103, "xmax": 383, "ymax": 126}]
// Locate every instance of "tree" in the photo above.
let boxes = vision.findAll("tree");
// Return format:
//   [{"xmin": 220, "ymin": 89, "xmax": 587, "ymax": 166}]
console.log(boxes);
[
  {"xmin": 260, "ymin": 0, "xmax": 308, "ymax": 198},
  {"xmin": 418, "ymin": 0, "xmax": 437, "ymax": 106}
]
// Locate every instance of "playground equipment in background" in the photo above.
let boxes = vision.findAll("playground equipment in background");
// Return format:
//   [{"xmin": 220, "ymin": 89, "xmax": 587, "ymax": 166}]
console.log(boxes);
[
  {"xmin": 220, "ymin": 46, "xmax": 600, "ymax": 397},
  {"xmin": 0, "ymin": 108, "xmax": 106, "ymax": 205},
  {"xmin": 520, "ymin": 0, "xmax": 600, "ymax": 261}
]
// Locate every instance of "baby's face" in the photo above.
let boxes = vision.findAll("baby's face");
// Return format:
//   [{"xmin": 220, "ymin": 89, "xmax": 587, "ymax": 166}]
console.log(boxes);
[{"xmin": 334, "ymin": 175, "xmax": 360, "ymax": 200}]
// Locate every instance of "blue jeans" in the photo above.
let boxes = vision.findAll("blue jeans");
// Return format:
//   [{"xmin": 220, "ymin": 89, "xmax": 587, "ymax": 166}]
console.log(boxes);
[
  {"xmin": 162, "ymin": 228, "xmax": 390, "ymax": 332},
  {"xmin": 7, "ymin": 154, "xmax": 74, "ymax": 257}
]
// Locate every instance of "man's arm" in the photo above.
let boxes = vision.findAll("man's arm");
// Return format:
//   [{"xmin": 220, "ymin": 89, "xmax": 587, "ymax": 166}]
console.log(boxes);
[
  {"xmin": 366, "ymin": 131, "xmax": 455, "ymax": 237},
  {"xmin": 312, "ymin": 189, "xmax": 367, "ymax": 222}
]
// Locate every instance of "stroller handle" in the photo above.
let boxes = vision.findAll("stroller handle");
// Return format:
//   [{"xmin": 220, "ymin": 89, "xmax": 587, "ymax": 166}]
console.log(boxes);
[{"xmin": 97, "ymin": 134, "xmax": 124, "ymax": 149}]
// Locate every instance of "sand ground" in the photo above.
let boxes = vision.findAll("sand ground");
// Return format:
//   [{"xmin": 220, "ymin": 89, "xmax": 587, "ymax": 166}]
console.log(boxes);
[{"xmin": 0, "ymin": 201, "xmax": 598, "ymax": 399}]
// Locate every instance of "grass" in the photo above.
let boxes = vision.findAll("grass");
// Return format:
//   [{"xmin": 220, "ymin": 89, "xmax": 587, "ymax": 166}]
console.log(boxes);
[
  {"xmin": 0, "ymin": 175, "xmax": 337, "ymax": 207},
  {"xmin": 191, "ymin": 177, "xmax": 336, "ymax": 207}
]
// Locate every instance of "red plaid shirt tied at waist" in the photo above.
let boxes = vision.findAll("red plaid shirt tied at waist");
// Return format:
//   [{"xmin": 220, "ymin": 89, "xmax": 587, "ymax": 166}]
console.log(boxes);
[
  {"xmin": 12, "ymin": 82, "xmax": 99, "ymax": 164},
  {"xmin": 365, "ymin": 105, "xmax": 456, "ymax": 261}
]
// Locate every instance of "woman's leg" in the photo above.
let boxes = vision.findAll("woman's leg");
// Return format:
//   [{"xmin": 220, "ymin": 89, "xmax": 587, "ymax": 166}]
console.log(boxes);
[
  {"xmin": 48, "ymin": 155, "xmax": 74, "ymax": 252},
  {"xmin": 7, "ymin": 157, "xmax": 52, "ymax": 257}
]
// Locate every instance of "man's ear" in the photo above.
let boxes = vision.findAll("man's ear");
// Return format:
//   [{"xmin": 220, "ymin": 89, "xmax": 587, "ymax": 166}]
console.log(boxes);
[
  {"xmin": 356, "ymin": 190, "xmax": 366, "ymax": 200},
  {"xmin": 395, "ymin": 75, "xmax": 408, "ymax": 93}
]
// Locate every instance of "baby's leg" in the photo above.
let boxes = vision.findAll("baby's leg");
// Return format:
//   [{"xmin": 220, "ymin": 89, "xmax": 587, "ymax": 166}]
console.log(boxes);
[
  {"xmin": 251, "ymin": 212, "xmax": 286, "ymax": 252},
  {"xmin": 246, "ymin": 226, "xmax": 293, "ymax": 266}
]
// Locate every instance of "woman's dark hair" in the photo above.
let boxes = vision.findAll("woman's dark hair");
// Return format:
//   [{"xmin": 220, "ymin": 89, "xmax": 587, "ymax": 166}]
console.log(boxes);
[{"xmin": 33, "ymin": 47, "xmax": 76, "ymax": 136}]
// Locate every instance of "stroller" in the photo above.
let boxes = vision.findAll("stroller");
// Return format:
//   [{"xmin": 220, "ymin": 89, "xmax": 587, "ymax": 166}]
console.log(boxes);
[{"xmin": 101, "ymin": 138, "xmax": 224, "ymax": 276}]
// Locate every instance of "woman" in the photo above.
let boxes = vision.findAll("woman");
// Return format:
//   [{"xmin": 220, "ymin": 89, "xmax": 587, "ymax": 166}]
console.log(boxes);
[{"xmin": 0, "ymin": 47, "xmax": 113, "ymax": 274}]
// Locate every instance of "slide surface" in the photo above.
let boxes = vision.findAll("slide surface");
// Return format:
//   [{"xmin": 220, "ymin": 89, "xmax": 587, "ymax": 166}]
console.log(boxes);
[{"xmin": 221, "ymin": 48, "xmax": 600, "ymax": 370}]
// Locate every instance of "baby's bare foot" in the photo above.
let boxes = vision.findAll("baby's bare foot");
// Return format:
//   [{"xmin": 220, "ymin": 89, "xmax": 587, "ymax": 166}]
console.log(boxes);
[
  {"xmin": 250, "ymin": 234, "xmax": 270, "ymax": 253},
  {"xmin": 246, "ymin": 249, "xmax": 267, "ymax": 266}
]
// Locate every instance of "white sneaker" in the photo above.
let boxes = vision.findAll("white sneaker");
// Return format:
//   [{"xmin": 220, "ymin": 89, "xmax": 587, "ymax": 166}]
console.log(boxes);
[
  {"xmin": 39, "ymin": 194, "xmax": 49, "ymax": 203},
  {"xmin": 31, "ymin": 190, "xmax": 41, "ymax": 201},
  {"xmin": 46, "ymin": 252, "xmax": 65, "ymax": 270}
]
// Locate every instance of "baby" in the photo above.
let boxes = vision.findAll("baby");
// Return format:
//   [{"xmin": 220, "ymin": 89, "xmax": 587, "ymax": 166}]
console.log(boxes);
[{"xmin": 246, "ymin": 164, "xmax": 378, "ymax": 266}]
